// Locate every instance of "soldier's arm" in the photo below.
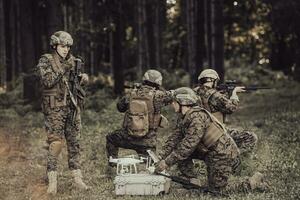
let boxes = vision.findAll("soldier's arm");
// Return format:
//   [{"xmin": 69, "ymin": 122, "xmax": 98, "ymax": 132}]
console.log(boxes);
[
  {"xmin": 36, "ymin": 56, "xmax": 64, "ymax": 89},
  {"xmin": 159, "ymin": 118, "xmax": 183, "ymax": 159},
  {"xmin": 164, "ymin": 112, "xmax": 208, "ymax": 166},
  {"xmin": 116, "ymin": 95, "xmax": 129, "ymax": 112},
  {"xmin": 154, "ymin": 90, "xmax": 175, "ymax": 110},
  {"xmin": 210, "ymin": 91, "xmax": 239, "ymax": 114}
]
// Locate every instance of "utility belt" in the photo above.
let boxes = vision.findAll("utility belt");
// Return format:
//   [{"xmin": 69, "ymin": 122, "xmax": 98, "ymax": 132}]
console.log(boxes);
[{"xmin": 43, "ymin": 88, "xmax": 67, "ymax": 108}]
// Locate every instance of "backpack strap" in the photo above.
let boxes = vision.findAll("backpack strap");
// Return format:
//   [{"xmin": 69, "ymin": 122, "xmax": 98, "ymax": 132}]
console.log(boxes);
[{"xmin": 42, "ymin": 53, "xmax": 64, "ymax": 74}]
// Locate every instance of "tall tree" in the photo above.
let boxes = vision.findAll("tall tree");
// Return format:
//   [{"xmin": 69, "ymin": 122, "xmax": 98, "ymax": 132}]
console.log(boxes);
[
  {"xmin": 46, "ymin": 0, "xmax": 63, "ymax": 36},
  {"xmin": 204, "ymin": 0, "xmax": 212, "ymax": 67},
  {"xmin": 153, "ymin": 0, "xmax": 165, "ymax": 68},
  {"xmin": 0, "ymin": 0, "xmax": 6, "ymax": 88},
  {"xmin": 20, "ymin": 0, "xmax": 39, "ymax": 101},
  {"xmin": 211, "ymin": 0, "xmax": 224, "ymax": 81},
  {"xmin": 185, "ymin": 0, "xmax": 205, "ymax": 85},
  {"xmin": 137, "ymin": 0, "xmax": 150, "ymax": 77},
  {"xmin": 110, "ymin": 0, "xmax": 124, "ymax": 95}
]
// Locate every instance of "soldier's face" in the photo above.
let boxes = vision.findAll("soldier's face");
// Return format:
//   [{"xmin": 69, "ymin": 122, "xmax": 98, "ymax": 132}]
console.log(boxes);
[
  {"xmin": 172, "ymin": 101, "xmax": 180, "ymax": 113},
  {"xmin": 56, "ymin": 44, "xmax": 70, "ymax": 58}
]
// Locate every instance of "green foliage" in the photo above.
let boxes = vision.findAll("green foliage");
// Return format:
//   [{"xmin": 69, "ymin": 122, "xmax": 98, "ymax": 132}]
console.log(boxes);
[{"xmin": 225, "ymin": 61, "xmax": 289, "ymax": 86}]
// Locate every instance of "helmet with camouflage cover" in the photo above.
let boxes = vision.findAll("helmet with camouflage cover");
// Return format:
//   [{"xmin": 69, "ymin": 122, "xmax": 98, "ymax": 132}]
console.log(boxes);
[
  {"xmin": 174, "ymin": 87, "xmax": 198, "ymax": 106},
  {"xmin": 142, "ymin": 69, "xmax": 163, "ymax": 86},
  {"xmin": 50, "ymin": 31, "xmax": 73, "ymax": 47},
  {"xmin": 198, "ymin": 69, "xmax": 220, "ymax": 81}
]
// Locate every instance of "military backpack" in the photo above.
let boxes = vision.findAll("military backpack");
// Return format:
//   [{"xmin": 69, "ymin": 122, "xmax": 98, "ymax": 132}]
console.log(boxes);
[{"xmin": 123, "ymin": 88, "xmax": 159, "ymax": 137}]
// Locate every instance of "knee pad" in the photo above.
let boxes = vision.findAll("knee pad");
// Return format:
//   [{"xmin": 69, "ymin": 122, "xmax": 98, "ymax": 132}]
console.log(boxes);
[{"xmin": 49, "ymin": 141, "xmax": 63, "ymax": 157}]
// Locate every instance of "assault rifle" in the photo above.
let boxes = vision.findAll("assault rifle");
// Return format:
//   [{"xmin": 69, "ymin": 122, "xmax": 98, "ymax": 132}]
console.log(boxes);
[
  {"xmin": 146, "ymin": 150, "xmax": 215, "ymax": 195},
  {"xmin": 69, "ymin": 57, "xmax": 86, "ymax": 125},
  {"xmin": 155, "ymin": 172, "xmax": 208, "ymax": 191},
  {"xmin": 217, "ymin": 80, "xmax": 271, "ymax": 95}
]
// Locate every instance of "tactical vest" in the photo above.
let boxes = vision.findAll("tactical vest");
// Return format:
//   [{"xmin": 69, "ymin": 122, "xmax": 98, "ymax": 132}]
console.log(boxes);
[
  {"xmin": 194, "ymin": 86, "xmax": 224, "ymax": 123},
  {"xmin": 41, "ymin": 53, "xmax": 75, "ymax": 108},
  {"xmin": 123, "ymin": 87, "xmax": 161, "ymax": 137},
  {"xmin": 182, "ymin": 107, "xmax": 225, "ymax": 151}
]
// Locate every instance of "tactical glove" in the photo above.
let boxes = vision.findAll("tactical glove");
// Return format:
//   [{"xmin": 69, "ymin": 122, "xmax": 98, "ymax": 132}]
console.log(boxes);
[{"xmin": 155, "ymin": 160, "xmax": 168, "ymax": 173}]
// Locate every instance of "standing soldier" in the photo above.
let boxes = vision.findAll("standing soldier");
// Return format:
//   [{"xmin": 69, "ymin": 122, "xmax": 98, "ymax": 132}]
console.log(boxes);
[
  {"xmin": 156, "ymin": 87, "xmax": 268, "ymax": 195},
  {"xmin": 194, "ymin": 69, "xmax": 258, "ymax": 154},
  {"xmin": 36, "ymin": 31, "xmax": 89, "ymax": 194},
  {"xmin": 105, "ymin": 69, "xmax": 174, "ymax": 175}
]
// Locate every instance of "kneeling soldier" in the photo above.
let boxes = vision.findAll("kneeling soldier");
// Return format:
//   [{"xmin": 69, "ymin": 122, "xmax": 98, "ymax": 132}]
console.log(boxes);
[
  {"xmin": 105, "ymin": 69, "xmax": 174, "ymax": 176},
  {"xmin": 156, "ymin": 87, "xmax": 268, "ymax": 195},
  {"xmin": 194, "ymin": 69, "xmax": 258, "ymax": 155}
]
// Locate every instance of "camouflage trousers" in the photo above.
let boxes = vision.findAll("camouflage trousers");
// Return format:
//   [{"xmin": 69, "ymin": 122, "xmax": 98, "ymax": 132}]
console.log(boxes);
[
  {"xmin": 205, "ymin": 134, "xmax": 252, "ymax": 194},
  {"xmin": 106, "ymin": 129, "xmax": 157, "ymax": 161},
  {"xmin": 227, "ymin": 128, "xmax": 258, "ymax": 154},
  {"xmin": 44, "ymin": 106, "xmax": 81, "ymax": 172},
  {"xmin": 178, "ymin": 128, "xmax": 257, "ymax": 178}
]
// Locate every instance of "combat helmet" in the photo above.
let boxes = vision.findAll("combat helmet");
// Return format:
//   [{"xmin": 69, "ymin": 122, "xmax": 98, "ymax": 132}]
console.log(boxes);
[
  {"xmin": 50, "ymin": 31, "xmax": 73, "ymax": 47},
  {"xmin": 142, "ymin": 69, "xmax": 163, "ymax": 86},
  {"xmin": 174, "ymin": 87, "xmax": 198, "ymax": 106},
  {"xmin": 198, "ymin": 69, "xmax": 220, "ymax": 81}
]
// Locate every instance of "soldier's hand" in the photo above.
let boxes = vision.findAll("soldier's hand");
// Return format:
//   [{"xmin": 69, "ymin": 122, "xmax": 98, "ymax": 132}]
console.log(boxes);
[
  {"xmin": 155, "ymin": 160, "xmax": 168, "ymax": 173},
  {"xmin": 79, "ymin": 73, "xmax": 89, "ymax": 85},
  {"xmin": 233, "ymin": 86, "xmax": 246, "ymax": 93}
]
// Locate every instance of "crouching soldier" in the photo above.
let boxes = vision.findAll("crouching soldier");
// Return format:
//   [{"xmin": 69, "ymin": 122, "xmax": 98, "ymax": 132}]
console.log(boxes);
[
  {"xmin": 156, "ymin": 87, "xmax": 268, "ymax": 195},
  {"xmin": 36, "ymin": 31, "xmax": 89, "ymax": 194},
  {"xmin": 105, "ymin": 69, "xmax": 174, "ymax": 176},
  {"xmin": 194, "ymin": 69, "xmax": 258, "ymax": 155}
]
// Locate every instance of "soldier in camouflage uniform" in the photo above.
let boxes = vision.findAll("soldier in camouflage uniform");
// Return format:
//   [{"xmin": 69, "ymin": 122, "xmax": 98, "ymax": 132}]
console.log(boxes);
[
  {"xmin": 36, "ymin": 31, "xmax": 89, "ymax": 194},
  {"xmin": 106, "ymin": 70, "xmax": 174, "ymax": 169},
  {"xmin": 156, "ymin": 87, "xmax": 268, "ymax": 195},
  {"xmin": 194, "ymin": 69, "xmax": 258, "ymax": 155}
]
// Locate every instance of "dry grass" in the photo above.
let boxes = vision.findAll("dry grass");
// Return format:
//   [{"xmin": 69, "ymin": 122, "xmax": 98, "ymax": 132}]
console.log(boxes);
[{"xmin": 0, "ymin": 80, "xmax": 299, "ymax": 200}]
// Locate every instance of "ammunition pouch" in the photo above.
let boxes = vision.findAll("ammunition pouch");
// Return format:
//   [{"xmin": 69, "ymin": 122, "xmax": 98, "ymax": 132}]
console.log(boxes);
[
  {"xmin": 159, "ymin": 114, "xmax": 169, "ymax": 128},
  {"xmin": 183, "ymin": 107, "xmax": 225, "ymax": 153},
  {"xmin": 203, "ymin": 121, "xmax": 224, "ymax": 148},
  {"xmin": 212, "ymin": 112, "xmax": 224, "ymax": 123},
  {"xmin": 42, "ymin": 88, "xmax": 67, "ymax": 109}
]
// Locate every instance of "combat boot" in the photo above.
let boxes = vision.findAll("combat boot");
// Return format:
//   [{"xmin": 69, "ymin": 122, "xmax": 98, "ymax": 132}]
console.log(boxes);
[
  {"xmin": 72, "ymin": 169, "xmax": 89, "ymax": 190},
  {"xmin": 47, "ymin": 171, "xmax": 57, "ymax": 194},
  {"xmin": 249, "ymin": 172, "xmax": 270, "ymax": 191}
]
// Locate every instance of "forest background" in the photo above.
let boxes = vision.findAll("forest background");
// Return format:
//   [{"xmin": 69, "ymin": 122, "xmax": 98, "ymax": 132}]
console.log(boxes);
[{"xmin": 0, "ymin": 0, "xmax": 299, "ymax": 200}]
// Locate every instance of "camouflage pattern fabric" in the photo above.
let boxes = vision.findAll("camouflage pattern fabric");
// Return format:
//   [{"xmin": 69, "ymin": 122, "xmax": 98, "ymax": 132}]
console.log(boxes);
[
  {"xmin": 116, "ymin": 85, "xmax": 174, "ymax": 113},
  {"xmin": 162, "ymin": 108, "xmax": 253, "ymax": 194},
  {"xmin": 227, "ymin": 128, "xmax": 257, "ymax": 154},
  {"xmin": 194, "ymin": 85, "xmax": 257, "ymax": 154},
  {"xmin": 36, "ymin": 53, "xmax": 83, "ymax": 172},
  {"xmin": 106, "ymin": 84, "xmax": 174, "ymax": 159},
  {"xmin": 194, "ymin": 85, "xmax": 238, "ymax": 114},
  {"xmin": 106, "ymin": 129, "xmax": 156, "ymax": 160}
]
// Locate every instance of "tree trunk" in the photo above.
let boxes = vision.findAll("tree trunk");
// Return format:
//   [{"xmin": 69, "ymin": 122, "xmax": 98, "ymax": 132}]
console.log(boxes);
[
  {"xmin": 0, "ymin": 0, "xmax": 6, "ymax": 89},
  {"xmin": 46, "ymin": 0, "xmax": 63, "ymax": 37},
  {"xmin": 205, "ymin": 0, "xmax": 212, "ymax": 67},
  {"xmin": 137, "ymin": 0, "xmax": 149, "ymax": 77},
  {"xmin": 186, "ymin": 0, "xmax": 204, "ymax": 85},
  {"xmin": 195, "ymin": 0, "xmax": 205, "ymax": 84},
  {"xmin": 110, "ymin": 1, "xmax": 124, "ymax": 95},
  {"xmin": 20, "ymin": 0, "xmax": 40, "ymax": 101},
  {"xmin": 211, "ymin": 0, "xmax": 224, "ymax": 81}
]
